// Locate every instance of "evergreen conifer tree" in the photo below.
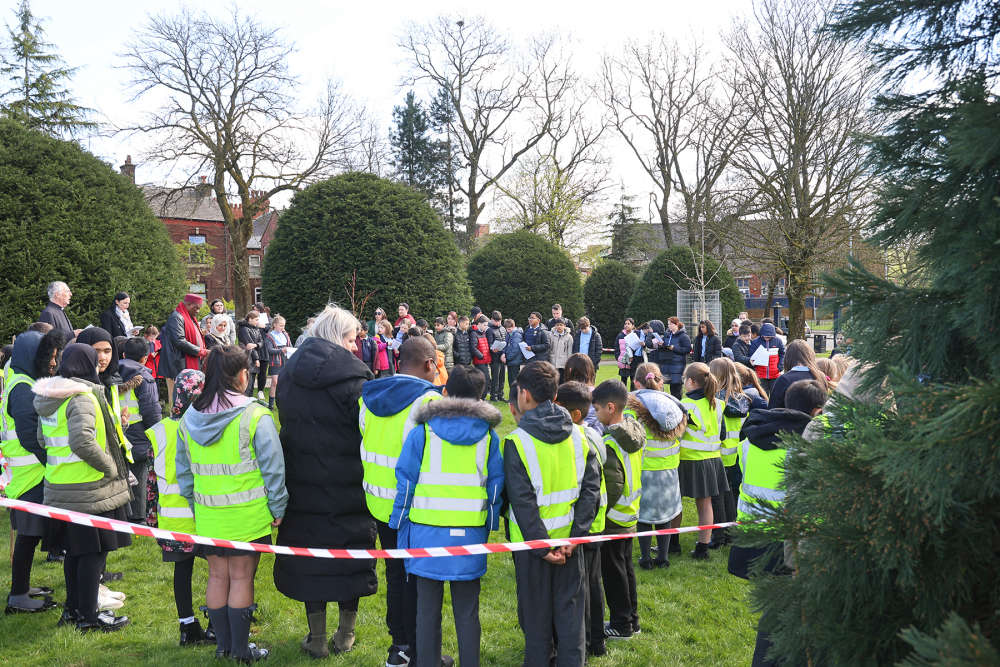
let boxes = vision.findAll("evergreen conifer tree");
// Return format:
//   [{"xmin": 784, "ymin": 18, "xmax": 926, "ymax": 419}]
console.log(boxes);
[
  {"xmin": 389, "ymin": 90, "xmax": 436, "ymax": 197},
  {"xmin": 607, "ymin": 188, "xmax": 643, "ymax": 264},
  {"xmin": 429, "ymin": 85, "xmax": 465, "ymax": 235},
  {"xmin": 0, "ymin": 0, "xmax": 93, "ymax": 136},
  {"xmin": 745, "ymin": 2, "xmax": 1000, "ymax": 664}
]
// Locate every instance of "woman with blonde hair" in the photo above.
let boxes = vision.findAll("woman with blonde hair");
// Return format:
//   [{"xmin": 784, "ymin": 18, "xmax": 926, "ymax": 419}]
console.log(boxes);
[
  {"xmin": 816, "ymin": 357, "xmax": 842, "ymax": 390},
  {"xmin": 736, "ymin": 363, "xmax": 769, "ymax": 409},
  {"xmin": 264, "ymin": 315, "xmax": 291, "ymax": 409},
  {"xmin": 767, "ymin": 339, "xmax": 828, "ymax": 409}
]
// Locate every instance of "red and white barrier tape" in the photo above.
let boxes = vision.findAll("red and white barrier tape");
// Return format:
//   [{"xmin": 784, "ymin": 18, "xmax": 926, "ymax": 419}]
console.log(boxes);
[{"xmin": 0, "ymin": 496, "xmax": 738, "ymax": 559}]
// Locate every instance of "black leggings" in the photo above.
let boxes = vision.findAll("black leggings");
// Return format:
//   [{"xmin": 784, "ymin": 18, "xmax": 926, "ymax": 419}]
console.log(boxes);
[
  {"xmin": 10, "ymin": 534, "xmax": 40, "ymax": 595},
  {"xmin": 174, "ymin": 558, "xmax": 195, "ymax": 619},
  {"xmin": 246, "ymin": 363, "xmax": 269, "ymax": 396},
  {"xmin": 64, "ymin": 552, "xmax": 107, "ymax": 622},
  {"xmin": 636, "ymin": 522, "xmax": 670, "ymax": 563}
]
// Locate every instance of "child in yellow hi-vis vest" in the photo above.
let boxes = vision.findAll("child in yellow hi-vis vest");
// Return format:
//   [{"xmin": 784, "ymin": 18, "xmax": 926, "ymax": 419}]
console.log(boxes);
[
  {"xmin": 505, "ymin": 361, "xmax": 602, "ymax": 666},
  {"xmin": 390, "ymin": 365, "xmax": 504, "ymax": 667}
]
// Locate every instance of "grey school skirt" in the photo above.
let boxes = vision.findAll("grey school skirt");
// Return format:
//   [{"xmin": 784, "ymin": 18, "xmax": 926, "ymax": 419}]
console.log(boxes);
[{"xmin": 637, "ymin": 468, "xmax": 682, "ymax": 524}]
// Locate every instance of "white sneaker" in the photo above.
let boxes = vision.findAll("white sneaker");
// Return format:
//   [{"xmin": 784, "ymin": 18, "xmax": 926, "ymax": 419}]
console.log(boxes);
[
  {"xmin": 98, "ymin": 590, "xmax": 125, "ymax": 611},
  {"xmin": 257, "ymin": 391, "xmax": 265, "ymax": 400},
  {"xmin": 99, "ymin": 584, "xmax": 126, "ymax": 601}
]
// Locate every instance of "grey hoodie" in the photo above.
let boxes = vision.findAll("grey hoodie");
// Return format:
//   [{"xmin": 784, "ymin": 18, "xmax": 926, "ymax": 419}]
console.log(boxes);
[
  {"xmin": 175, "ymin": 398, "xmax": 289, "ymax": 520},
  {"xmin": 503, "ymin": 400, "xmax": 602, "ymax": 554},
  {"xmin": 32, "ymin": 376, "xmax": 131, "ymax": 513}
]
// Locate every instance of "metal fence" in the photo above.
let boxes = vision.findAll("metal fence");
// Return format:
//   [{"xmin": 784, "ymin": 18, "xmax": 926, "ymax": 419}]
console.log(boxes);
[{"xmin": 677, "ymin": 289, "xmax": 722, "ymax": 330}]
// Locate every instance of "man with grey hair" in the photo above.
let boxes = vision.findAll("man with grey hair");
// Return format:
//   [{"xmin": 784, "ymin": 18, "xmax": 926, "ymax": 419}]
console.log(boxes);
[
  {"xmin": 38, "ymin": 281, "xmax": 79, "ymax": 338},
  {"xmin": 295, "ymin": 317, "xmax": 316, "ymax": 348}
]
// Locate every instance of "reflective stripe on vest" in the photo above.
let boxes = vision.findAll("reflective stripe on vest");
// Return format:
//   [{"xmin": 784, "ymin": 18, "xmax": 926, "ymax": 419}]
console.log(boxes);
[
  {"xmin": 736, "ymin": 438, "xmax": 787, "ymax": 522},
  {"xmin": 0, "ymin": 373, "xmax": 44, "ymax": 498},
  {"xmin": 409, "ymin": 428, "xmax": 490, "ymax": 527},
  {"xmin": 122, "ymin": 389, "xmax": 142, "ymax": 426},
  {"xmin": 110, "ymin": 385, "xmax": 134, "ymax": 463},
  {"xmin": 359, "ymin": 390, "xmax": 441, "ymax": 523},
  {"xmin": 506, "ymin": 427, "xmax": 586, "ymax": 540},
  {"xmin": 679, "ymin": 398, "xmax": 722, "ymax": 460},
  {"xmin": 605, "ymin": 433, "xmax": 642, "ymax": 527},
  {"xmin": 580, "ymin": 425, "xmax": 607, "ymax": 534},
  {"xmin": 42, "ymin": 392, "xmax": 107, "ymax": 485},
  {"xmin": 182, "ymin": 403, "xmax": 272, "ymax": 542},
  {"xmin": 719, "ymin": 403, "xmax": 744, "ymax": 466},
  {"xmin": 147, "ymin": 418, "xmax": 195, "ymax": 533}
]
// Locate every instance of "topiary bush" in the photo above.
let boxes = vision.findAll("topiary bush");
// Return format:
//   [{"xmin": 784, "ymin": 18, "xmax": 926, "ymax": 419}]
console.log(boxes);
[
  {"xmin": 584, "ymin": 260, "xmax": 636, "ymax": 340},
  {"xmin": 0, "ymin": 120, "xmax": 185, "ymax": 342},
  {"xmin": 468, "ymin": 231, "xmax": 583, "ymax": 325},
  {"xmin": 262, "ymin": 172, "xmax": 472, "ymax": 333},
  {"xmin": 627, "ymin": 247, "xmax": 743, "ymax": 328}
]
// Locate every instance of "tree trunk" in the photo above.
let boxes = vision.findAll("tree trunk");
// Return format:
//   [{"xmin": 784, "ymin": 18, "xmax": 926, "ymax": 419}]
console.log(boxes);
[
  {"xmin": 786, "ymin": 269, "xmax": 809, "ymax": 340},
  {"xmin": 229, "ymin": 223, "xmax": 253, "ymax": 317},
  {"xmin": 762, "ymin": 271, "xmax": 781, "ymax": 319},
  {"xmin": 659, "ymin": 197, "xmax": 673, "ymax": 248}
]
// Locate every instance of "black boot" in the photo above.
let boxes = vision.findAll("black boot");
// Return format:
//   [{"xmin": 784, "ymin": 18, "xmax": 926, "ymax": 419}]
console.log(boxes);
[
  {"xmin": 180, "ymin": 618, "xmax": 213, "ymax": 646},
  {"xmin": 57, "ymin": 608, "xmax": 80, "ymax": 627},
  {"xmin": 229, "ymin": 605, "xmax": 269, "ymax": 663},
  {"xmin": 690, "ymin": 541, "xmax": 710, "ymax": 561},
  {"xmin": 668, "ymin": 534, "xmax": 682, "ymax": 554}
]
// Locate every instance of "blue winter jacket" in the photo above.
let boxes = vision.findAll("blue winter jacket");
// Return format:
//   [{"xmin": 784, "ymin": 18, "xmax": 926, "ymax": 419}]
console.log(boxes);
[
  {"xmin": 389, "ymin": 397, "xmax": 504, "ymax": 581},
  {"xmin": 503, "ymin": 327, "xmax": 525, "ymax": 366}
]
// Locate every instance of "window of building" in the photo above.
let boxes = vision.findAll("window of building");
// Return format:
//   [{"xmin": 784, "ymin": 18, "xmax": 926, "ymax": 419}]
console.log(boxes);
[
  {"xmin": 188, "ymin": 234, "xmax": 206, "ymax": 245},
  {"xmin": 775, "ymin": 278, "xmax": 786, "ymax": 296},
  {"xmin": 254, "ymin": 287, "xmax": 262, "ymax": 303},
  {"xmin": 189, "ymin": 282, "xmax": 206, "ymax": 295}
]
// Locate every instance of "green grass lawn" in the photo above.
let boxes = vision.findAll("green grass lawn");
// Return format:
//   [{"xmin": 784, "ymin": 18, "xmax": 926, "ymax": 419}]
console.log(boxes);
[{"xmin": 0, "ymin": 363, "xmax": 756, "ymax": 666}]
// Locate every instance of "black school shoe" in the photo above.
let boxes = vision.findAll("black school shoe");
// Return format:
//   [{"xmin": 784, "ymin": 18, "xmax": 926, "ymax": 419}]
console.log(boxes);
[
  {"xmin": 604, "ymin": 623, "xmax": 633, "ymax": 640},
  {"xmin": 77, "ymin": 611, "xmax": 130, "ymax": 633},
  {"xmin": 588, "ymin": 640, "xmax": 607, "ymax": 657},
  {"xmin": 6, "ymin": 595, "xmax": 57, "ymax": 614},
  {"xmin": 100, "ymin": 571, "xmax": 123, "ymax": 583},
  {"xmin": 668, "ymin": 536, "xmax": 682, "ymax": 554},
  {"xmin": 691, "ymin": 542, "xmax": 710, "ymax": 560},
  {"xmin": 638, "ymin": 557, "xmax": 655, "ymax": 570},
  {"xmin": 57, "ymin": 608, "xmax": 80, "ymax": 627},
  {"xmin": 180, "ymin": 619, "xmax": 214, "ymax": 646}
]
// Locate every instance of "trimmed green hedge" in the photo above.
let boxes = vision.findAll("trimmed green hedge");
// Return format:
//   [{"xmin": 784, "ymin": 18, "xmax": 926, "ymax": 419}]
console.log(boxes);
[
  {"xmin": 262, "ymin": 173, "xmax": 471, "ymax": 331},
  {"xmin": 0, "ymin": 120, "xmax": 184, "ymax": 342},
  {"xmin": 627, "ymin": 247, "xmax": 743, "ymax": 328},
  {"xmin": 584, "ymin": 260, "xmax": 636, "ymax": 340},
  {"xmin": 468, "ymin": 231, "xmax": 583, "ymax": 324}
]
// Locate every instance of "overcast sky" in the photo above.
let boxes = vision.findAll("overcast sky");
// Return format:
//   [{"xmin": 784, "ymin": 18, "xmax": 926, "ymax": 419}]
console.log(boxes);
[{"xmin": 28, "ymin": 0, "xmax": 750, "ymax": 229}]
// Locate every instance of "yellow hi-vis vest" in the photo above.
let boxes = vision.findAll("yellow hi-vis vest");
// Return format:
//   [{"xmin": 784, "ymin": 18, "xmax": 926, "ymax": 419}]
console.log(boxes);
[
  {"xmin": 359, "ymin": 390, "xmax": 440, "ymax": 523},
  {"xmin": 109, "ymin": 385, "xmax": 134, "ymax": 464},
  {"xmin": 506, "ymin": 427, "xmax": 586, "ymax": 541},
  {"xmin": 147, "ymin": 418, "xmax": 194, "ymax": 534},
  {"xmin": 736, "ymin": 438, "xmax": 786, "ymax": 523},
  {"xmin": 181, "ymin": 404, "xmax": 272, "ymax": 542},
  {"xmin": 0, "ymin": 373, "xmax": 44, "ymax": 498},
  {"xmin": 719, "ymin": 404, "xmax": 744, "ymax": 468},
  {"xmin": 679, "ymin": 396, "xmax": 722, "ymax": 461},
  {"xmin": 409, "ymin": 425, "xmax": 489, "ymax": 527},
  {"xmin": 580, "ymin": 425, "xmax": 607, "ymax": 534},
  {"xmin": 604, "ymin": 431, "xmax": 642, "ymax": 528},
  {"xmin": 624, "ymin": 406, "xmax": 679, "ymax": 472},
  {"xmin": 122, "ymin": 387, "xmax": 142, "ymax": 427},
  {"xmin": 40, "ymin": 392, "xmax": 107, "ymax": 485}
]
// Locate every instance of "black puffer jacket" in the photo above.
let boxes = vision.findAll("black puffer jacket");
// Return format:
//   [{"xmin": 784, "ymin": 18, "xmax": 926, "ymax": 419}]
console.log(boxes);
[
  {"xmin": 452, "ymin": 328, "xmax": 475, "ymax": 366},
  {"xmin": 237, "ymin": 320, "xmax": 269, "ymax": 365},
  {"xmin": 692, "ymin": 333, "xmax": 723, "ymax": 364},
  {"xmin": 272, "ymin": 336, "xmax": 377, "ymax": 602}
]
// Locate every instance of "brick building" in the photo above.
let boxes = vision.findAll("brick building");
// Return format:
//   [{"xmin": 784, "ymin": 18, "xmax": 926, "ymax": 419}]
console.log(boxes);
[{"xmin": 119, "ymin": 156, "xmax": 278, "ymax": 304}]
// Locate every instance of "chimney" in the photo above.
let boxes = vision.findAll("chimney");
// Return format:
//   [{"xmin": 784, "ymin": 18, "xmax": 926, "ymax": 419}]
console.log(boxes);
[
  {"xmin": 119, "ymin": 155, "xmax": 135, "ymax": 184},
  {"xmin": 195, "ymin": 175, "xmax": 212, "ymax": 197}
]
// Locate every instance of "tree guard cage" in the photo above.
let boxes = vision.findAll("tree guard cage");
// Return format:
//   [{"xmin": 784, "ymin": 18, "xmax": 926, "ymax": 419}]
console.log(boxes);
[{"xmin": 676, "ymin": 289, "xmax": 721, "ymax": 331}]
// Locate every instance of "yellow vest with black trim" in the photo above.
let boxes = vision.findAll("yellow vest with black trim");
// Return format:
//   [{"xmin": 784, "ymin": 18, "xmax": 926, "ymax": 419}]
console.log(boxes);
[
  {"xmin": 181, "ymin": 403, "xmax": 272, "ymax": 542},
  {"xmin": 679, "ymin": 396, "xmax": 721, "ymax": 461},
  {"xmin": 736, "ymin": 438, "xmax": 786, "ymax": 523},
  {"xmin": 506, "ymin": 426, "xmax": 586, "ymax": 541},
  {"xmin": 580, "ymin": 425, "xmax": 607, "ymax": 534},
  {"xmin": 624, "ymin": 406, "xmax": 680, "ymax": 472},
  {"xmin": 359, "ymin": 389, "xmax": 441, "ymax": 523},
  {"xmin": 147, "ymin": 418, "xmax": 194, "ymax": 534},
  {"xmin": 409, "ymin": 425, "xmax": 490, "ymax": 527},
  {"xmin": 40, "ymin": 392, "xmax": 107, "ymax": 485},
  {"xmin": 109, "ymin": 385, "xmax": 134, "ymax": 464},
  {"xmin": 719, "ymin": 402, "xmax": 744, "ymax": 468},
  {"xmin": 0, "ymin": 373, "xmax": 44, "ymax": 498},
  {"xmin": 604, "ymin": 431, "xmax": 642, "ymax": 528}
]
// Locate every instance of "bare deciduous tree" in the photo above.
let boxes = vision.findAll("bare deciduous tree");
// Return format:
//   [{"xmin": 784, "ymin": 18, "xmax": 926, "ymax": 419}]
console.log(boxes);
[
  {"xmin": 400, "ymin": 17, "xmax": 567, "ymax": 246},
  {"xmin": 121, "ymin": 8, "xmax": 365, "ymax": 314},
  {"xmin": 728, "ymin": 0, "xmax": 877, "ymax": 339}
]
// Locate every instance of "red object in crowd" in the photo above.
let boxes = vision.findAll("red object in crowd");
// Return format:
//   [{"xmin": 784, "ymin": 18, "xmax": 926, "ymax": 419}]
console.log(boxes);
[{"xmin": 145, "ymin": 338, "xmax": 162, "ymax": 377}]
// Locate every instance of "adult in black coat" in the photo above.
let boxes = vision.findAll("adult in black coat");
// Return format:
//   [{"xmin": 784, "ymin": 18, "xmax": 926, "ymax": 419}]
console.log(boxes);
[
  {"xmin": 660, "ymin": 318, "xmax": 691, "ymax": 399},
  {"xmin": 99, "ymin": 293, "xmax": 133, "ymax": 339},
  {"xmin": 691, "ymin": 320, "xmax": 724, "ymax": 365},
  {"xmin": 273, "ymin": 306, "xmax": 377, "ymax": 657}
]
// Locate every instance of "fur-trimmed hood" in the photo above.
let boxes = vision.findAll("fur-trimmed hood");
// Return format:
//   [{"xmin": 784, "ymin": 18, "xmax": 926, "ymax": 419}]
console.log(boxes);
[
  {"xmin": 627, "ymin": 390, "xmax": 687, "ymax": 441},
  {"xmin": 412, "ymin": 397, "xmax": 502, "ymax": 446},
  {"xmin": 32, "ymin": 376, "xmax": 97, "ymax": 416}
]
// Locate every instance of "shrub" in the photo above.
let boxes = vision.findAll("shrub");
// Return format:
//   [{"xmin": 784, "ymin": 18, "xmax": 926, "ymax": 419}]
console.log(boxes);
[
  {"xmin": 0, "ymin": 120, "xmax": 184, "ymax": 342},
  {"xmin": 584, "ymin": 260, "xmax": 636, "ymax": 339},
  {"xmin": 627, "ymin": 247, "xmax": 742, "ymax": 328},
  {"xmin": 262, "ymin": 172, "xmax": 471, "ymax": 332},
  {"xmin": 468, "ymin": 231, "xmax": 583, "ymax": 325}
]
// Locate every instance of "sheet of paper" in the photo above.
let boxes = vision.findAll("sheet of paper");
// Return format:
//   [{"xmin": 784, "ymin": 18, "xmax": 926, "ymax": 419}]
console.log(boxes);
[
  {"xmin": 750, "ymin": 345, "xmax": 770, "ymax": 366},
  {"xmin": 284, "ymin": 347, "xmax": 297, "ymax": 357},
  {"xmin": 624, "ymin": 331, "xmax": 641, "ymax": 352},
  {"xmin": 519, "ymin": 341, "xmax": 535, "ymax": 359}
]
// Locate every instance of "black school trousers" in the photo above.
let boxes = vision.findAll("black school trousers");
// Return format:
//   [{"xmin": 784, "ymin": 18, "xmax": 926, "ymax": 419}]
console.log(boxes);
[{"xmin": 512, "ymin": 550, "xmax": 586, "ymax": 667}]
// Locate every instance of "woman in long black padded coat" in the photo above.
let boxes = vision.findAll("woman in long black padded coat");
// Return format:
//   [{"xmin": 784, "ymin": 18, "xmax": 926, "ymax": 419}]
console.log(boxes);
[{"xmin": 273, "ymin": 305, "xmax": 376, "ymax": 658}]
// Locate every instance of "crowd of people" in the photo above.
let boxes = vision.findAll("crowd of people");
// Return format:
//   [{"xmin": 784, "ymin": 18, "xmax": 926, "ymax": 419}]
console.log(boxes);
[{"xmin": 0, "ymin": 281, "xmax": 854, "ymax": 666}]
